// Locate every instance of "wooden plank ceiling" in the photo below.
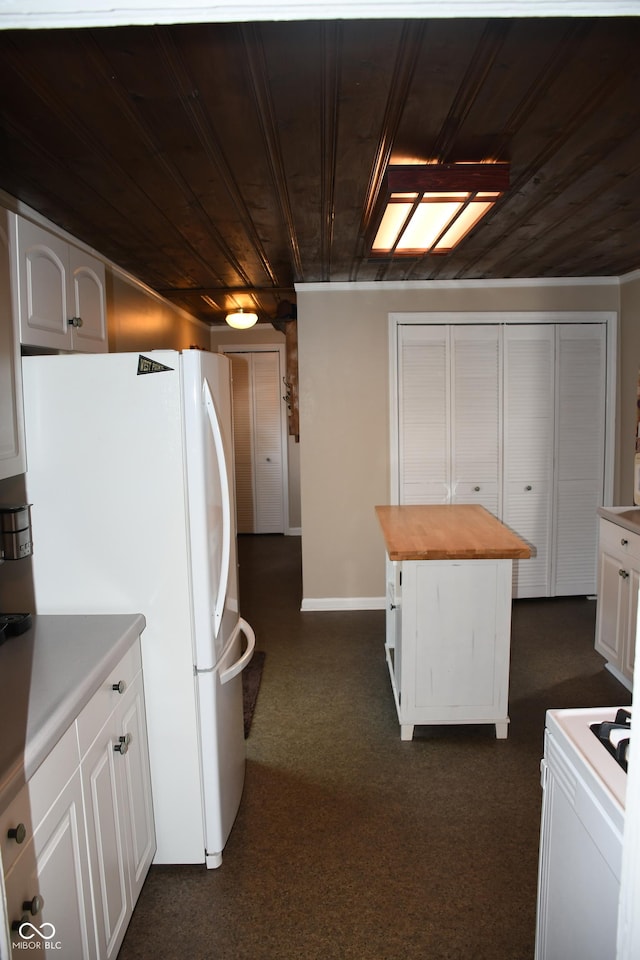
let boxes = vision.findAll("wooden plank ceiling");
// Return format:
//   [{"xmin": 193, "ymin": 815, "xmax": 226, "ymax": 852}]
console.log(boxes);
[{"xmin": 0, "ymin": 17, "xmax": 638, "ymax": 325}]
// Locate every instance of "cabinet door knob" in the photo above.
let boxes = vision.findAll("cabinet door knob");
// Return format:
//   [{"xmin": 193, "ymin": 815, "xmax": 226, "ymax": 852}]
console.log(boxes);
[
  {"xmin": 8, "ymin": 822, "xmax": 27, "ymax": 844},
  {"xmin": 525, "ymin": 485, "xmax": 532, "ymax": 491},
  {"xmin": 67, "ymin": 315, "xmax": 83, "ymax": 328},
  {"xmin": 474, "ymin": 485, "xmax": 480, "ymax": 492},
  {"xmin": 112, "ymin": 680, "xmax": 126, "ymax": 694},
  {"xmin": 114, "ymin": 733, "xmax": 132, "ymax": 754},
  {"xmin": 621, "ymin": 539, "xmax": 629, "ymax": 546},
  {"xmin": 619, "ymin": 569, "xmax": 630, "ymax": 579},
  {"xmin": 22, "ymin": 896, "xmax": 44, "ymax": 916}
]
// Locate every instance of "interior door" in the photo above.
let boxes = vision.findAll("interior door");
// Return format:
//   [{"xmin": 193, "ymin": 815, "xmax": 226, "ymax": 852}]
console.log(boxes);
[{"xmin": 227, "ymin": 350, "xmax": 285, "ymax": 534}]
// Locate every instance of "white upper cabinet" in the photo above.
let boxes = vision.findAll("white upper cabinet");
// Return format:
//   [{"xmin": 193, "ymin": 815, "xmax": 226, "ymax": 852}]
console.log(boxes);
[
  {"xmin": 0, "ymin": 208, "xmax": 26, "ymax": 479},
  {"xmin": 11, "ymin": 215, "xmax": 107, "ymax": 352}
]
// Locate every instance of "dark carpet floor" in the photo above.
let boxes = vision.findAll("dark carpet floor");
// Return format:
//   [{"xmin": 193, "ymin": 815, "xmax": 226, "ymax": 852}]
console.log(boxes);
[{"xmin": 117, "ymin": 534, "xmax": 631, "ymax": 960}]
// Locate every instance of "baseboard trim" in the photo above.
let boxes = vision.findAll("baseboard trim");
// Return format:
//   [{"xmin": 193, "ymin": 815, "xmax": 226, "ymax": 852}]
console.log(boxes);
[{"xmin": 300, "ymin": 596, "xmax": 386, "ymax": 612}]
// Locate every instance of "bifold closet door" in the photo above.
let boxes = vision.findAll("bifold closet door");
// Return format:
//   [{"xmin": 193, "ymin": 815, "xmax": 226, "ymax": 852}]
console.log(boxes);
[
  {"xmin": 503, "ymin": 326, "xmax": 555, "ymax": 599},
  {"xmin": 552, "ymin": 324, "xmax": 606, "ymax": 596},
  {"xmin": 228, "ymin": 351, "xmax": 285, "ymax": 534},
  {"xmin": 450, "ymin": 325, "xmax": 501, "ymax": 517},
  {"xmin": 398, "ymin": 325, "xmax": 450, "ymax": 504}
]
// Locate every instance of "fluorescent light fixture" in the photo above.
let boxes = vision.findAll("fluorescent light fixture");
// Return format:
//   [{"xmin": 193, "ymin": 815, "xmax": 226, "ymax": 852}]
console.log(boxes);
[
  {"xmin": 371, "ymin": 163, "xmax": 509, "ymax": 256},
  {"xmin": 226, "ymin": 308, "xmax": 258, "ymax": 329}
]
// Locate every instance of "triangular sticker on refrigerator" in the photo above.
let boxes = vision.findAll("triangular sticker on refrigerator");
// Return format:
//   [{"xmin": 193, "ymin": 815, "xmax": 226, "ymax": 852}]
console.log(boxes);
[{"xmin": 137, "ymin": 355, "xmax": 174, "ymax": 375}]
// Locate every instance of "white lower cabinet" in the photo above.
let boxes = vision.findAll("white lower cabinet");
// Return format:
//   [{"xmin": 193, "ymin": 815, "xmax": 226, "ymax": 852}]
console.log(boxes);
[
  {"xmin": 595, "ymin": 517, "xmax": 639, "ymax": 690},
  {"xmin": 3, "ymin": 727, "xmax": 96, "ymax": 959},
  {"xmin": 80, "ymin": 667, "xmax": 155, "ymax": 959},
  {"xmin": 2, "ymin": 640, "xmax": 155, "ymax": 959}
]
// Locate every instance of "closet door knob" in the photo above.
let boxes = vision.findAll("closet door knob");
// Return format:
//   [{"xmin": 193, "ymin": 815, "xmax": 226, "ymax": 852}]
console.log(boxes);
[
  {"xmin": 8, "ymin": 823, "xmax": 27, "ymax": 844},
  {"xmin": 22, "ymin": 896, "xmax": 44, "ymax": 916}
]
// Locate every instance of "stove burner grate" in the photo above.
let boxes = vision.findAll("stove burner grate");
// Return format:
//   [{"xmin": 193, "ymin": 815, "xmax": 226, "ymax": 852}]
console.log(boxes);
[{"xmin": 590, "ymin": 708, "xmax": 631, "ymax": 773}]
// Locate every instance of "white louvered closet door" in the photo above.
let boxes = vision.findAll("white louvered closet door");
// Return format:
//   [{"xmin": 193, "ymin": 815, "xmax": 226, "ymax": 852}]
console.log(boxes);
[
  {"xmin": 398, "ymin": 325, "xmax": 450, "ymax": 504},
  {"xmin": 503, "ymin": 325, "xmax": 555, "ymax": 598},
  {"xmin": 229, "ymin": 351, "xmax": 285, "ymax": 534},
  {"xmin": 553, "ymin": 324, "xmax": 606, "ymax": 595},
  {"xmin": 451, "ymin": 325, "xmax": 502, "ymax": 516}
]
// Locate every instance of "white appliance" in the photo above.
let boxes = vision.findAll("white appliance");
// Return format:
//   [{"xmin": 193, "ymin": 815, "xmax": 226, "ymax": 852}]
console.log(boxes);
[
  {"xmin": 535, "ymin": 705, "xmax": 630, "ymax": 960},
  {"xmin": 21, "ymin": 350, "xmax": 255, "ymax": 868}
]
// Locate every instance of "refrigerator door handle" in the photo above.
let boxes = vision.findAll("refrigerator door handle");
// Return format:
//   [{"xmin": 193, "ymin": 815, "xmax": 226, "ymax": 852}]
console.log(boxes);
[
  {"xmin": 202, "ymin": 377, "xmax": 231, "ymax": 639},
  {"xmin": 219, "ymin": 618, "xmax": 256, "ymax": 685}
]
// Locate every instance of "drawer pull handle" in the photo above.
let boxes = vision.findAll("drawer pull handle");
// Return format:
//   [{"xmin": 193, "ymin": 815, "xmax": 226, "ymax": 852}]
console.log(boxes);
[
  {"xmin": 114, "ymin": 733, "xmax": 132, "ymax": 754},
  {"xmin": 23, "ymin": 896, "xmax": 44, "ymax": 916},
  {"xmin": 8, "ymin": 822, "xmax": 27, "ymax": 844},
  {"xmin": 621, "ymin": 539, "xmax": 629, "ymax": 546},
  {"xmin": 619, "ymin": 569, "xmax": 630, "ymax": 579},
  {"xmin": 112, "ymin": 680, "xmax": 126, "ymax": 694}
]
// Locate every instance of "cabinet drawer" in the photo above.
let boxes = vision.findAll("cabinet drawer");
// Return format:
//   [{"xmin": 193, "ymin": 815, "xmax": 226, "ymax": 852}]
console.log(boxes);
[
  {"xmin": 599, "ymin": 518, "xmax": 640, "ymax": 563},
  {"xmin": 76, "ymin": 643, "xmax": 142, "ymax": 759},
  {"xmin": 1, "ymin": 724, "xmax": 79, "ymax": 876}
]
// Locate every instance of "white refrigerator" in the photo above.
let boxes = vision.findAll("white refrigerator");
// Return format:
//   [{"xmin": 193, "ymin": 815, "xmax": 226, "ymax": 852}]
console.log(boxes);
[{"xmin": 21, "ymin": 349, "xmax": 255, "ymax": 868}]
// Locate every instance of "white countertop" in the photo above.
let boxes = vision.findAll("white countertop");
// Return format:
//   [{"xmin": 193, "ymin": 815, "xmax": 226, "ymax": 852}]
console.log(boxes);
[
  {"xmin": 0, "ymin": 613, "xmax": 146, "ymax": 811},
  {"xmin": 597, "ymin": 505, "xmax": 640, "ymax": 537}
]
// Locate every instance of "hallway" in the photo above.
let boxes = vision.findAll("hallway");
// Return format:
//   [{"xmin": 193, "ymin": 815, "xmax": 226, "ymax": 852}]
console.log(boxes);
[{"xmin": 118, "ymin": 534, "xmax": 630, "ymax": 960}]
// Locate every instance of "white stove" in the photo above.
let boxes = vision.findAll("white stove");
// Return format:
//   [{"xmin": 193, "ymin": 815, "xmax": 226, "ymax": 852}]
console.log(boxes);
[{"xmin": 535, "ymin": 705, "xmax": 631, "ymax": 960}]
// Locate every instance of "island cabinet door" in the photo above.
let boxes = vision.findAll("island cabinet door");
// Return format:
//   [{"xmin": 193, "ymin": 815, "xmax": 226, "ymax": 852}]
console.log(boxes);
[{"xmin": 399, "ymin": 559, "xmax": 512, "ymax": 724}]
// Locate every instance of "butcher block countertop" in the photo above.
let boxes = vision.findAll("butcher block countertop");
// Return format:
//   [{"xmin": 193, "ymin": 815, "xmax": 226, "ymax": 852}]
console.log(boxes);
[{"xmin": 376, "ymin": 504, "xmax": 532, "ymax": 561}]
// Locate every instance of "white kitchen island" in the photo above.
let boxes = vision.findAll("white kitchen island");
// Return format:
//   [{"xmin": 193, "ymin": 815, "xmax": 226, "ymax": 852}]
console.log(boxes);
[{"xmin": 376, "ymin": 504, "xmax": 531, "ymax": 741}]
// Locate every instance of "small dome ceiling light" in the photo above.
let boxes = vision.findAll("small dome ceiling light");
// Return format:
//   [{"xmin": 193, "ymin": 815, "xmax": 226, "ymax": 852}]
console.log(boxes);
[{"xmin": 226, "ymin": 308, "xmax": 258, "ymax": 330}]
